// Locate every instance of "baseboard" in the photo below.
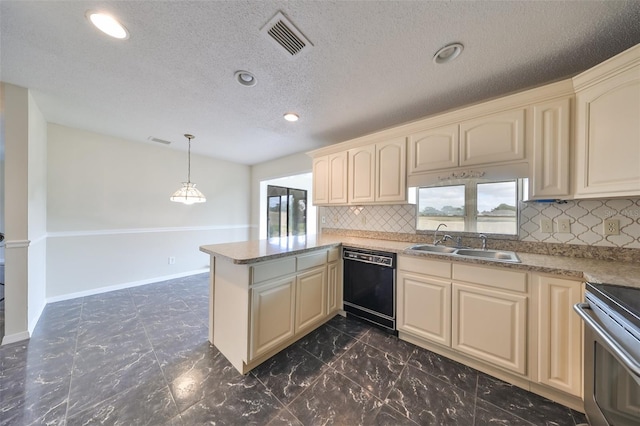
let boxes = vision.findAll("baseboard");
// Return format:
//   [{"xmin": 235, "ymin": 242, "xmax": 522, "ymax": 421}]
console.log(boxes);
[
  {"xmin": 28, "ymin": 300, "xmax": 47, "ymax": 335},
  {"xmin": 45, "ymin": 268, "xmax": 209, "ymax": 303},
  {"xmin": 1, "ymin": 331, "xmax": 30, "ymax": 345}
]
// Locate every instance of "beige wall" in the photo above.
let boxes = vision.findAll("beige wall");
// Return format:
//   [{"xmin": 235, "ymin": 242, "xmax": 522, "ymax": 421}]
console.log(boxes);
[
  {"xmin": 250, "ymin": 152, "xmax": 312, "ymax": 240},
  {"xmin": 46, "ymin": 124, "xmax": 251, "ymax": 298}
]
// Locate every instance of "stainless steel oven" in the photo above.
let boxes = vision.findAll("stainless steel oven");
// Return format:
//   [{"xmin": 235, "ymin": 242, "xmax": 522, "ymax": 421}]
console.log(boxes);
[
  {"xmin": 343, "ymin": 247, "xmax": 396, "ymax": 333},
  {"xmin": 574, "ymin": 283, "xmax": 640, "ymax": 426}
]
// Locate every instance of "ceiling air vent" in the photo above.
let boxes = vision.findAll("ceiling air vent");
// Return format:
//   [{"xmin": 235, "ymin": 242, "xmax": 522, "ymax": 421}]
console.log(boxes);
[
  {"xmin": 261, "ymin": 11, "xmax": 312, "ymax": 57},
  {"xmin": 147, "ymin": 136, "xmax": 172, "ymax": 145}
]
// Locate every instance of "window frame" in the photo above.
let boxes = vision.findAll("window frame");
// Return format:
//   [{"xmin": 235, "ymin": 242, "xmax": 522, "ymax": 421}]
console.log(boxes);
[{"xmin": 416, "ymin": 178, "xmax": 521, "ymax": 236}]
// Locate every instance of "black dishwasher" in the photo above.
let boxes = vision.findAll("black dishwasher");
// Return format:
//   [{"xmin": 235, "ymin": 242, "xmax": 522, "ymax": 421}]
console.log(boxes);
[{"xmin": 343, "ymin": 247, "xmax": 397, "ymax": 333}]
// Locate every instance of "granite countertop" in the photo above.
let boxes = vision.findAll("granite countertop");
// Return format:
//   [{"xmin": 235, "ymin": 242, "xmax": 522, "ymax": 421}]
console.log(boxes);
[{"xmin": 200, "ymin": 235, "xmax": 640, "ymax": 290}]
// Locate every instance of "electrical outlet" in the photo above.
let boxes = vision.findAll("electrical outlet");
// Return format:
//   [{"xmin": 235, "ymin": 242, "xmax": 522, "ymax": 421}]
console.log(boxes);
[
  {"xmin": 540, "ymin": 218, "xmax": 553, "ymax": 233},
  {"xmin": 361, "ymin": 216, "xmax": 367, "ymax": 224},
  {"xmin": 321, "ymin": 216, "xmax": 326, "ymax": 224},
  {"xmin": 603, "ymin": 219, "xmax": 620, "ymax": 236},
  {"xmin": 168, "ymin": 256, "xmax": 176, "ymax": 265},
  {"xmin": 557, "ymin": 218, "xmax": 571, "ymax": 233},
  {"xmin": 334, "ymin": 216, "xmax": 338, "ymax": 223}
]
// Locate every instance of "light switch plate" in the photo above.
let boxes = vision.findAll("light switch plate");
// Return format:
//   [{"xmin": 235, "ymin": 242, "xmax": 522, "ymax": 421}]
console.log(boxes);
[
  {"xmin": 557, "ymin": 218, "xmax": 571, "ymax": 233},
  {"xmin": 540, "ymin": 218, "xmax": 553, "ymax": 233},
  {"xmin": 603, "ymin": 219, "xmax": 620, "ymax": 236}
]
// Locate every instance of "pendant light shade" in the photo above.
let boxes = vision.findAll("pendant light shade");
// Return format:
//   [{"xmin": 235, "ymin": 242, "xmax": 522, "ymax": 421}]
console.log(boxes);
[{"xmin": 170, "ymin": 134, "xmax": 206, "ymax": 204}]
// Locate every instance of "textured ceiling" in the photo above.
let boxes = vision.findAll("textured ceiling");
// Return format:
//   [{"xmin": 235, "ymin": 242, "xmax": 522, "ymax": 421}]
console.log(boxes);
[{"xmin": 2, "ymin": 1, "xmax": 640, "ymax": 165}]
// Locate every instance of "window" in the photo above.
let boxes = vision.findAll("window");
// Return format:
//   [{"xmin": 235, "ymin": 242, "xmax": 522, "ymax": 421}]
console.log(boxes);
[{"xmin": 417, "ymin": 179, "xmax": 519, "ymax": 235}]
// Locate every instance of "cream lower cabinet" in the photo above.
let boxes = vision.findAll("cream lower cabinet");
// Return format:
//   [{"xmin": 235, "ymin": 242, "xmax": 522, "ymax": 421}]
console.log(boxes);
[
  {"xmin": 397, "ymin": 256, "xmax": 452, "ymax": 346},
  {"xmin": 452, "ymin": 282, "xmax": 528, "ymax": 375},
  {"xmin": 212, "ymin": 247, "xmax": 339, "ymax": 374},
  {"xmin": 250, "ymin": 276, "xmax": 296, "ymax": 360},
  {"xmin": 532, "ymin": 274, "xmax": 583, "ymax": 397},
  {"xmin": 295, "ymin": 266, "xmax": 327, "ymax": 334}
]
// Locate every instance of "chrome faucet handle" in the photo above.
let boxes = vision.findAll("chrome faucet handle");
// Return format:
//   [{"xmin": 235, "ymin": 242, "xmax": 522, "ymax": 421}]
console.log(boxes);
[{"xmin": 478, "ymin": 234, "xmax": 488, "ymax": 250}]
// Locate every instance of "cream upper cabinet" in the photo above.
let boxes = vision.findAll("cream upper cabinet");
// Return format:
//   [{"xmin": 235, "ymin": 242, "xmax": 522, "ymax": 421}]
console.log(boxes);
[
  {"xmin": 533, "ymin": 275, "xmax": 583, "ymax": 397},
  {"xmin": 312, "ymin": 152, "xmax": 349, "ymax": 205},
  {"xmin": 348, "ymin": 144, "xmax": 375, "ymax": 203},
  {"xmin": 408, "ymin": 124, "xmax": 459, "ymax": 173},
  {"xmin": 348, "ymin": 137, "xmax": 407, "ymax": 204},
  {"xmin": 529, "ymin": 97, "xmax": 572, "ymax": 199},
  {"xmin": 573, "ymin": 45, "xmax": 640, "ymax": 198},
  {"xmin": 376, "ymin": 138, "xmax": 407, "ymax": 202},
  {"xmin": 460, "ymin": 109, "xmax": 526, "ymax": 167},
  {"xmin": 312, "ymin": 156, "xmax": 329, "ymax": 205}
]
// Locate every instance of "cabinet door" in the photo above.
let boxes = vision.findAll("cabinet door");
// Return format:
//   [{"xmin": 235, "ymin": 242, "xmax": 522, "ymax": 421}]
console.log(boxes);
[
  {"xmin": 250, "ymin": 277, "xmax": 296, "ymax": 360},
  {"xmin": 530, "ymin": 97, "xmax": 571, "ymax": 199},
  {"xmin": 348, "ymin": 145, "xmax": 375, "ymax": 204},
  {"xmin": 328, "ymin": 152, "xmax": 348, "ymax": 204},
  {"xmin": 535, "ymin": 276, "xmax": 582, "ymax": 397},
  {"xmin": 452, "ymin": 283, "xmax": 528, "ymax": 375},
  {"xmin": 460, "ymin": 109, "xmax": 526, "ymax": 166},
  {"xmin": 376, "ymin": 138, "xmax": 407, "ymax": 203},
  {"xmin": 327, "ymin": 261, "xmax": 342, "ymax": 313},
  {"xmin": 295, "ymin": 266, "xmax": 327, "ymax": 334},
  {"xmin": 312, "ymin": 156, "xmax": 329, "ymax": 205},
  {"xmin": 574, "ymin": 64, "xmax": 640, "ymax": 197},
  {"xmin": 397, "ymin": 271, "xmax": 451, "ymax": 346},
  {"xmin": 408, "ymin": 124, "xmax": 459, "ymax": 173}
]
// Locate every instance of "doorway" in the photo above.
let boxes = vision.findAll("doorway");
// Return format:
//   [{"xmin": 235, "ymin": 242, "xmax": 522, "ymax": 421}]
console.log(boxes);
[{"xmin": 267, "ymin": 185, "xmax": 307, "ymax": 238}]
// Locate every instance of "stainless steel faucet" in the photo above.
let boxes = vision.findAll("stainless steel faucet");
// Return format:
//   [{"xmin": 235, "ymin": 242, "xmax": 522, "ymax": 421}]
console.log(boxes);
[
  {"xmin": 478, "ymin": 234, "xmax": 488, "ymax": 250},
  {"xmin": 433, "ymin": 223, "xmax": 447, "ymax": 245}
]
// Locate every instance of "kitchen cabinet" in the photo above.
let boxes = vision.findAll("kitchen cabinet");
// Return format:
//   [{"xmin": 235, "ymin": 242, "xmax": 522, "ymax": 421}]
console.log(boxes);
[
  {"xmin": 459, "ymin": 109, "xmax": 526, "ymax": 167},
  {"xmin": 407, "ymin": 108, "xmax": 526, "ymax": 177},
  {"xmin": 573, "ymin": 44, "xmax": 640, "ymax": 198},
  {"xmin": 529, "ymin": 97, "xmax": 572, "ymax": 199},
  {"xmin": 209, "ymin": 248, "xmax": 338, "ymax": 374},
  {"xmin": 532, "ymin": 275, "xmax": 583, "ymax": 397},
  {"xmin": 408, "ymin": 124, "xmax": 459, "ymax": 173},
  {"xmin": 397, "ymin": 256, "xmax": 452, "ymax": 346},
  {"xmin": 295, "ymin": 266, "xmax": 327, "ymax": 334},
  {"xmin": 452, "ymin": 264, "xmax": 528, "ymax": 375},
  {"xmin": 327, "ymin": 249, "xmax": 342, "ymax": 313},
  {"xmin": 348, "ymin": 138, "xmax": 407, "ymax": 204},
  {"xmin": 312, "ymin": 152, "xmax": 348, "ymax": 205},
  {"xmin": 250, "ymin": 276, "xmax": 296, "ymax": 359}
]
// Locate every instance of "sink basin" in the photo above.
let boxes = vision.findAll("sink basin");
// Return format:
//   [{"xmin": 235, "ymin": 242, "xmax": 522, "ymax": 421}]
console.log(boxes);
[
  {"xmin": 407, "ymin": 244, "xmax": 457, "ymax": 254},
  {"xmin": 455, "ymin": 249, "xmax": 520, "ymax": 263}
]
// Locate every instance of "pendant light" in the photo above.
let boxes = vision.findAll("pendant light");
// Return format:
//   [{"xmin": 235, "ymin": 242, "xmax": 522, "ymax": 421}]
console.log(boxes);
[{"xmin": 170, "ymin": 134, "xmax": 206, "ymax": 204}]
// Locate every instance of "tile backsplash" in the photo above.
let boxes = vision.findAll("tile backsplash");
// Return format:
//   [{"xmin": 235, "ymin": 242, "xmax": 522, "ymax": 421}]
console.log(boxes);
[{"xmin": 320, "ymin": 198, "xmax": 640, "ymax": 249}]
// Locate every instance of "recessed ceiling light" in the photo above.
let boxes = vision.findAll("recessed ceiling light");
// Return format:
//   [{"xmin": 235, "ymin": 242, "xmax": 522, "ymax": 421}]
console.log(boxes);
[
  {"xmin": 86, "ymin": 11, "xmax": 129, "ymax": 39},
  {"xmin": 433, "ymin": 43, "xmax": 464, "ymax": 64},
  {"xmin": 235, "ymin": 70, "xmax": 257, "ymax": 87},
  {"xmin": 283, "ymin": 113, "xmax": 299, "ymax": 122}
]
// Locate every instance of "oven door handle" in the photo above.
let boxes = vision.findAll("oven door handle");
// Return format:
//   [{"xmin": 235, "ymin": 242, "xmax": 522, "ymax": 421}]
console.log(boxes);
[{"xmin": 574, "ymin": 302, "xmax": 640, "ymax": 378}]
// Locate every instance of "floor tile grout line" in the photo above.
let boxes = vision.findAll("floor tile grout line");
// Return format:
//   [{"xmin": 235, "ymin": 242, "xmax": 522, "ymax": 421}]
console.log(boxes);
[
  {"xmin": 63, "ymin": 295, "xmax": 85, "ymax": 423},
  {"xmin": 251, "ymin": 370, "xmax": 305, "ymax": 425}
]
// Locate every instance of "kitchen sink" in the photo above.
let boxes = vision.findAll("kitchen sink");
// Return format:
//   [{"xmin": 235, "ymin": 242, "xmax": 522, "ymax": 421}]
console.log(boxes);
[
  {"xmin": 454, "ymin": 249, "xmax": 520, "ymax": 263},
  {"xmin": 407, "ymin": 244, "xmax": 457, "ymax": 254},
  {"xmin": 405, "ymin": 245, "xmax": 521, "ymax": 263}
]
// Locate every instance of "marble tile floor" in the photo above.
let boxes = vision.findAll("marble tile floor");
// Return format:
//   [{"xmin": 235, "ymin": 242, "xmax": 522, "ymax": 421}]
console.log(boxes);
[{"xmin": 0, "ymin": 273, "xmax": 588, "ymax": 425}]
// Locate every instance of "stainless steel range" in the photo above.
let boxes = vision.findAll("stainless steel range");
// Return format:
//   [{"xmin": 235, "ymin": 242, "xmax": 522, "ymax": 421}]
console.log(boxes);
[{"xmin": 574, "ymin": 283, "xmax": 640, "ymax": 426}]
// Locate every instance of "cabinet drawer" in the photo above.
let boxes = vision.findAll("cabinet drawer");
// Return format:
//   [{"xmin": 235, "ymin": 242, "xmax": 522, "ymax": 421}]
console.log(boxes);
[
  {"xmin": 251, "ymin": 257, "xmax": 296, "ymax": 285},
  {"xmin": 398, "ymin": 255, "xmax": 451, "ymax": 279},
  {"xmin": 453, "ymin": 264, "xmax": 526, "ymax": 292},
  {"xmin": 297, "ymin": 250, "xmax": 327, "ymax": 271}
]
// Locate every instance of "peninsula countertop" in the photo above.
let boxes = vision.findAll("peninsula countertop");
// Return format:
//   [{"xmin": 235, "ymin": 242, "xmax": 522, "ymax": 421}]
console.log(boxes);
[{"xmin": 200, "ymin": 235, "xmax": 640, "ymax": 289}]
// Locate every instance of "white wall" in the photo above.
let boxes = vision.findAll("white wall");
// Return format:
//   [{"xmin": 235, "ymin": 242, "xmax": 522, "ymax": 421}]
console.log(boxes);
[
  {"xmin": 46, "ymin": 124, "xmax": 251, "ymax": 298},
  {"xmin": 1, "ymin": 83, "xmax": 30, "ymax": 344},
  {"xmin": 27, "ymin": 91, "xmax": 47, "ymax": 331},
  {"xmin": 250, "ymin": 152, "xmax": 313, "ymax": 240}
]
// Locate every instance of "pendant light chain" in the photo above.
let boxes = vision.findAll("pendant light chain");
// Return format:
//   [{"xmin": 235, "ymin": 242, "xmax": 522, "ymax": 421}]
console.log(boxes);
[{"xmin": 187, "ymin": 135, "xmax": 192, "ymax": 183}]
